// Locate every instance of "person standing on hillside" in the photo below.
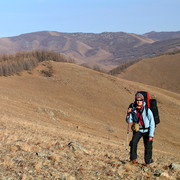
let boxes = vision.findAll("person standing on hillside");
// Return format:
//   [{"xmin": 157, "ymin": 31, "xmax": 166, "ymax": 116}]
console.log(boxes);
[{"xmin": 126, "ymin": 92, "xmax": 155, "ymax": 165}]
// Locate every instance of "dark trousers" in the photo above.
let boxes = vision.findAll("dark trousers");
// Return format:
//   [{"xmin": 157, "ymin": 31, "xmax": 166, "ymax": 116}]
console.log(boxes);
[{"xmin": 130, "ymin": 131, "xmax": 153, "ymax": 164}]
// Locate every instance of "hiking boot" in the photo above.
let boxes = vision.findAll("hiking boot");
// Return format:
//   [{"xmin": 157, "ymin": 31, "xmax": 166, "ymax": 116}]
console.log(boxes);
[
  {"xmin": 144, "ymin": 159, "xmax": 154, "ymax": 166},
  {"xmin": 147, "ymin": 159, "xmax": 154, "ymax": 164},
  {"xmin": 130, "ymin": 160, "xmax": 136, "ymax": 164}
]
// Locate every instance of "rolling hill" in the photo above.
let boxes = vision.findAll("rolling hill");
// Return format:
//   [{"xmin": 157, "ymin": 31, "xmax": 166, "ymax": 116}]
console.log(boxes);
[
  {"xmin": 116, "ymin": 52, "xmax": 180, "ymax": 94},
  {"xmin": 144, "ymin": 31, "xmax": 180, "ymax": 41},
  {"xmin": 0, "ymin": 61, "xmax": 179, "ymax": 179},
  {"xmin": 0, "ymin": 31, "xmax": 180, "ymax": 70}
]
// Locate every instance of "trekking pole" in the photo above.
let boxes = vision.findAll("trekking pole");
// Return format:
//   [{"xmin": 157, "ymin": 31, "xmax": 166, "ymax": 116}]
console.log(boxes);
[{"xmin": 125, "ymin": 120, "xmax": 130, "ymax": 162}]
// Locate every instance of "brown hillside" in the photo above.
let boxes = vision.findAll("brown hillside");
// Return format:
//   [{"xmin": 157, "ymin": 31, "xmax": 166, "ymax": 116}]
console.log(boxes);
[
  {"xmin": 144, "ymin": 31, "xmax": 180, "ymax": 41},
  {"xmin": 117, "ymin": 53, "xmax": 180, "ymax": 94},
  {"xmin": 0, "ymin": 31, "xmax": 155, "ymax": 70},
  {"xmin": 1, "ymin": 31, "xmax": 180, "ymax": 70},
  {"xmin": 0, "ymin": 61, "xmax": 180, "ymax": 179}
]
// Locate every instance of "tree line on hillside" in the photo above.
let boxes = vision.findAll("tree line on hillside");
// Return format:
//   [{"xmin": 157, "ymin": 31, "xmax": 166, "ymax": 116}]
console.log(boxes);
[
  {"xmin": 80, "ymin": 63, "xmax": 107, "ymax": 73},
  {"xmin": 1, "ymin": 49, "xmax": 179, "ymax": 77},
  {"xmin": 0, "ymin": 50, "xmax": 74, "ymax": 76},
  {"xmin": 109, "ymin": 49, "xmax": 180, "ymax": 76},
  {"xmin": 108, "ymin": 59, "xmax": 141, "ymax": 75}
]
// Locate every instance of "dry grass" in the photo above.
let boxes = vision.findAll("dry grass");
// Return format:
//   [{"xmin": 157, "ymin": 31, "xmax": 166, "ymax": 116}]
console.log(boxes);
[
  {"xmin": 117, "ymin": 53, "xmax": 180, "ymax": 94},
  {"xmin": 0, "ymin": 61, "xmax": 179, "ymax": 179},
  {"xmin": 0, "ymin": 50, "xmax": 74, "ymax": 76}
]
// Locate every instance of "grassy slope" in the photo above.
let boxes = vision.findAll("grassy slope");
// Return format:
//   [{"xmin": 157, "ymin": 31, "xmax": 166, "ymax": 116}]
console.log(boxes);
[
  {"xmin": 0, "ymin": 61, "xmax": 180, "ymax": 151},
  {"xmin": 0, "ymin": 61, "xmax": 180, "ymax": 178},
  {"xmin": 117, "ymin": 53, "xmax": 180, "ymax": 94}
]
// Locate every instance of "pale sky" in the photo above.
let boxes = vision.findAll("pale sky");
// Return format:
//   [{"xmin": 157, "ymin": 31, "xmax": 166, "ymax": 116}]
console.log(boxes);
[{"xmin": 0, "ymin": 0, "xmax": 180, "ymax": 37}]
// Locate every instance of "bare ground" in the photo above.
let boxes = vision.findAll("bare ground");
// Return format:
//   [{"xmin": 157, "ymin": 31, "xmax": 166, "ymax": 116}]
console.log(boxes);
[{"xmin": 0, "ymin": 61, "xmax": 179, "ymax": 179}]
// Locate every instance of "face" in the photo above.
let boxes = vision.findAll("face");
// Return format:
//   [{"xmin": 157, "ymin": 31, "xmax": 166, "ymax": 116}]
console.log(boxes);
[{"xmin": 136, "ymin": 98, "xmax": 143, "ymax": 106}]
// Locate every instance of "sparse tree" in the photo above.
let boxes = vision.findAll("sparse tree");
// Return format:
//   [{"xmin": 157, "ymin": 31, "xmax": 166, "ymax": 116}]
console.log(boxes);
[{"xmin": 0, "ymin": 50, "xmax": 74, "ymax": 77}]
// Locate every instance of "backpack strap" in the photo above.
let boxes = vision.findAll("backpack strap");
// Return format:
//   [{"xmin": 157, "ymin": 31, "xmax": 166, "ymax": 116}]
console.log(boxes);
[
  {"xmin": 138, "ymin": 107, "xmax": 150, "ymax": 130},
  {"xmin": 137, "ymin": 108, "xmax": 146, "ymax": 130},
  {"xmin": 145, "ymin": 105, "xmax": 148, "ymax": 116}
]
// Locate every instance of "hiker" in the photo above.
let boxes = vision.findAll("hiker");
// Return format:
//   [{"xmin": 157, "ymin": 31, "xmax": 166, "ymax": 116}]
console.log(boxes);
[{"xmin": 126, "ymin": 92, "xmax": 155, "ymax": 165}]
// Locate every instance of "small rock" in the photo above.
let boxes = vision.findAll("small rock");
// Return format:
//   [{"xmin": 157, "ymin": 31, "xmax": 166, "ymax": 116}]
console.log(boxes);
[
  {"xmin": 48, "ymin": 154, "xmax": 61, "ymax": 162},
  {"xmin": 169, "ymin": 163, "xmax": 180, "ymax": 170},
  {"xmin": 160, "ymin": 172, "xmax": 170, "ymax": 178},
  {"xmin": 68, "ymin": 141, "xmax": 89, "ymax": 154},
  {"xmin": 36, "ymin": 152, "xmax": 46, "ymax": 158}
]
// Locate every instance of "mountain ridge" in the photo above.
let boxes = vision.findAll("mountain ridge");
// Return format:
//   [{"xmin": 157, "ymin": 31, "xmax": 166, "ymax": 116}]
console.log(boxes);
[
  {"xmin": 1, "ymin": 31, "xmax": 180, "ymax": 70},
  {"xmin": 144, "ymin": 31, "xmax": 180, "ymax": 40}
]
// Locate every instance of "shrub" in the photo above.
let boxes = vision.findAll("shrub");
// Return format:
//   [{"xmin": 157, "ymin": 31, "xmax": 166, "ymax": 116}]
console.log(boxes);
[
  {"xmin": 40, "ymin": 62, "xmax": 54, "ymax": 77},
  {"xmin": 0, "ymin": 50, "xmax": 74, "ymax": 76},
  {"xmin": 108, "ymin": 59, "xmax": 141, "ymax": 75}
]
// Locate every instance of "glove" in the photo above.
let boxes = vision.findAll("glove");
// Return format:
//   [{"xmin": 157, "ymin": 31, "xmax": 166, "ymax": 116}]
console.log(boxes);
[{"xmin": 149, "ymin": 137, "xmax": 153, "ymax": 141}]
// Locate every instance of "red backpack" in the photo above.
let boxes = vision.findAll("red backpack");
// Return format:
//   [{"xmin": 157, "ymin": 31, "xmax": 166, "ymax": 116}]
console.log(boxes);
[{"xmin": 137, "ymin": 91, "xmax": 160, "ymax": 126}]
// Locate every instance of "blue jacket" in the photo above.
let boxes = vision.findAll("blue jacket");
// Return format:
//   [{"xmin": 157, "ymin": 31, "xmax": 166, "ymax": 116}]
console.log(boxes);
[{"xmin": 126, "ymin": 102, "xmax": 155, "ymax": 137}]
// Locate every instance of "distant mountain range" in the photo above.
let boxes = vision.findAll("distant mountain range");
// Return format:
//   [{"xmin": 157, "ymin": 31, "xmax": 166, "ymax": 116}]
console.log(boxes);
[{"xmin": 0, "ymin": 31, "xmax": 180, "ymax": 70}]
